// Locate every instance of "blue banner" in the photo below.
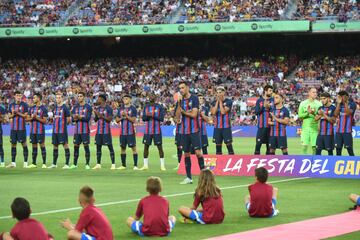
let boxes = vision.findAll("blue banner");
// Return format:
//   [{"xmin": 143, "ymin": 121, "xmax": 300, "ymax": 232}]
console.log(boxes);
[{"xmin": 1, "ymin": 125, "xmax": 360, "ymax": 138}]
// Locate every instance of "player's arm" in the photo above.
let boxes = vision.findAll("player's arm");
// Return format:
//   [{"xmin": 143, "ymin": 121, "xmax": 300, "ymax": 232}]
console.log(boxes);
[
  {"xmin": 126, "ymin": 107, "xmax": 137, "ymax": 123},
  {"xmin": 254, "ymin": 99, "xmax": 263, "ymax": 115},
  {"xmin": 210, "ymin": 99, "xmax": 219, "ymax": 116},
  {"xmin": 71, "ymin": 107, "xmax": 79, "ymax": 122},
  {"xmin": 153, "ymin": 105, "xmax": 165, "ymax": 122},
  {"xmin": 103, "ymin": 107, "xmax": 113, "ymax": 123},
  {"xmin": 35, "ymin": 108, "xmax": 48, "ymax": 124},
  {"xmin": 192, "ymin": 194, "xmax": 201, "ymax": 210},
  {"xmin": 323, "ymin": 114, "xmax": 336, "ymax": 124},
  {"xmin": 219, "ymin": 99, "xmax": 231, "ymax": 115},
  {"xmin": 344, "ymin": 101, "xmax": 356, "ymax": 116},
  {"xmin": 200, "ymin": 111, "xmax": 211, "ymax": 123},
  {"xmin": 181, "ymin": 107, "xmax": 198, "ymax": 118},
  {"xmin": 298, "ymin": 102, "xmax": 310, "ymax": 119},
  {"xmin": 81, "ymin": 105, "xmax": 92, "ymax": 122},
  {"xmin": 314, "ymin": 108, "xmax": 323, "ymax": 121},
  {"xmin": 1, "ymin": 232, "xmax": 14, "ymax": 240},
  {"xmin": 334, "ymin": 96, "xmax": 342, "ymax": 117},
  {"xmin": 60, "ymin": 218, "xmax": 76, "ymax": 231},
  {"xmin": 142, "ymin": 107, "xmax": 149, "ymax": 122},
  {"xmin": 175, "ymin": 101, "xmax": 181, "ymax": 122}
]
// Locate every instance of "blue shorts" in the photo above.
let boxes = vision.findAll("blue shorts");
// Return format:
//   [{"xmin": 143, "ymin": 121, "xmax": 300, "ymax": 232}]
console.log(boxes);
[
  {"xmin": 357, "ymin": 196, "xmax": 360, "ymax": 206},
  {"xmin": 256, "ymin": 128, "xmax": 271, "ymax": 144},
  {"xmin": 246, "ymin": 199, "xmax": 278, "ymax": 218},
  {"xmin": 335, "ymin": 133, "xmax": 353, "ymax": 149},
  {"xmin": 81, "ymin": 233, "xmax": 96, "ymax": 240},
  {"xmin": 181, "ymin": 133, "xmax": 201, "ymax": 153},
  {"xmin": 30, "ymin": 133, "xmax": 45, "ymax": 144},
  {"xmin": 52, "ymin": 133, "xmax": 68, "ymax": 145},
  {"xmin": 189, "ymin": 210, "xmax": 206, "ymax": 224},
  {"xmin": 212, "ymin": 128, "xmax": 232, "ymax": 145},
  {"xmin": 316, "ymin": 135, "xmax": 334, "ymax": 151},
  {"xmin": 131, "ymin": 220, "xmax": 175, "ymax": 236},
  {"xmin": 95, "ymin": 134, "xmax": 112, "ymax": 146},
  {"xmin": 10, "ymin": 130, "xmax": 26, "ymax": 144},
  {"xmin": 120, "ymin": 134, "xmax": 136, "ymax": 148},
  {"xmin": 0, "ymin": 133, "xmax": 2, "ymax": 145},
  {"xmin": 143, "ymin": 134, "xmax": 162, "ymax": 146},
  {"xmin": 73, "ymin": 134, "xmax": 90, "ymax": 145},
  {"xmin": 269, "ymin": 136, "xmax": 287, "ymax": 149}
]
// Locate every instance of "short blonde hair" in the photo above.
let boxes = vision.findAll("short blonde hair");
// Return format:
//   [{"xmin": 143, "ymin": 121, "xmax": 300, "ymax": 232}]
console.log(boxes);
[{"xmin": 146, "ymin": 177, "xmax": 162, "ymax": 194}]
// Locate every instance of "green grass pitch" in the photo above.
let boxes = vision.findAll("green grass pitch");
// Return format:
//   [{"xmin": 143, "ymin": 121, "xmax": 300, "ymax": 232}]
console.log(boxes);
[{"xmin": 0, "ymin": 137, "xmax": 359, "ymax": 239}]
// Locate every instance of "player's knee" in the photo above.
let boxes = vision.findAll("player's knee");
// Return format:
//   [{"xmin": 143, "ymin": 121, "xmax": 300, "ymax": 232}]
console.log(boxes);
[
  {"xmin": 126, "ymin": 217, "xmax": 135, "ymax": 227},
  {"xmin": 66, "ymin": 229, "xmax": 78, "ymax": 240}
]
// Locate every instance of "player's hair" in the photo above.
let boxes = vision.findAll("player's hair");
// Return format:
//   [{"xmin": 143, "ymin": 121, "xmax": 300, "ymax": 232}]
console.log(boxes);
[
  {"xmin": 264, "ymin": 85, "xmax": 274, "ymax": 91},
  {"xmin": 198, "ymin": 93, "xmax": 203, "ymax": 97},
  {"xmin": 80, "ymin": 186, "xmax": 94, "ymax": 202},
  {"xmin": 55, "ymin": 91, "xmax": 63, "ymax": 97},
  {"xmin": 255, "ymin": 167, "xmax": 268, "ymax": 183},
  {"xmin": 11, "ymin": 197, "xmax": 31, "ymax": 221},
  {"xmin": 195, "ymin": 169, "xmax": 221, "ymax": 200},
  {"xmin": 78, "ymin": 91, "xmax": 86, "ymax": 97},
  {"xmin": 146, "ymin": 176, "xmax": 162, "ymax": 194},
  {"xmin": 123, "ymin": 94, "xmax": 132, "ymax": 99},
  {"xmin": 14, "ymin": 90, "xmax": 21, "ymax": 95},
  {"xmin": 34, "ymin": 93, "xmax": 42, "ymax": 101},
  {"xmin": 338, "ymin": 91, "xmax": 349, "ymax": 97},
  {"xmin": 274, "ymin": 91, "xmax": 284, "ymax": 99},
  {"xmin": 178, "ymin": 81, "xmax": 188, "ymax": 86},
  {"xmin": 320, "ymin": 92, "xmax": 331, "ymax": 98},
  {"xmin": 98, "ymin": 94, "xmax": 107, "ymax": 101},
  {"xmin": 308, "ymin": 87, "xmax": 317, "ymax": 92},
  {"xmin": 216, "ymin": 86, "xmax": 226, "ymax": 92}
]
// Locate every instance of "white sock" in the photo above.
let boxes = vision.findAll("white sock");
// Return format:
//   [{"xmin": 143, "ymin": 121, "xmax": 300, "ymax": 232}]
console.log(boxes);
[
  {"xmin": 144, "ymin": 158, "xmax": 148, "ymax": 167},
  {"xmin": 160, "ymin": 158, "xmax": 165, "ymax": 167}
]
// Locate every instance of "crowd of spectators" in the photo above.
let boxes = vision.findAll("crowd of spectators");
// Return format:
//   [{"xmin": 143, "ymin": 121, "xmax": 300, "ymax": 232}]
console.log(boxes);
[
  {"xmin": 295, "ymin": 0, "xmax": 360, "ymax": 21},
  {"xmin": 182, "ymin": 0, "xmax": 287, "ymax": 23},
  {"xmin": 66, "ymin": 0, "xmax": 180, "ymax": 26},
  {"xmin": 0, "ymin": 0, "xmax": 74, "ymax": 27},
  {"xmin": 1, "ymin": 55, "xmax": 359, "ymax": 126},
  {"xmin": 1, "ymin": 0, "xmax": 359, "ymax": 27}
]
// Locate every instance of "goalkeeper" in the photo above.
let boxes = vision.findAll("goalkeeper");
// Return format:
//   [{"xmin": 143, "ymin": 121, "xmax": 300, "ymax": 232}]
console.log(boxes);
[{"xmin": 298, "ymin": 88, "xmax": 322, "ymax": 155}]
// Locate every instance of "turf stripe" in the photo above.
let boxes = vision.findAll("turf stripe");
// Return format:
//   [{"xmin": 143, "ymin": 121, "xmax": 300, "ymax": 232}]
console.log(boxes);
[
  {"xmin": 0, "ymin": 177, "xmax": 309, "ymax": 220},
  {"xmin": 208, "ymin": 208, "xmax": 360, "ymax": 240}
]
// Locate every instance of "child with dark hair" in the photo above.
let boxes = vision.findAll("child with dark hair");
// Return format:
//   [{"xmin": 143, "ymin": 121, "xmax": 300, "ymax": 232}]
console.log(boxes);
[
  {"xmin": 0, "ymin": 197, "xmax": 53, "ymax": 240},
  {"xmin": 127, "ymin": 177, "xmax": 176, "ymax": 237},
  {"xmin": 245, "ymin": 167, "xmax": 279, "ymax": 217},
  {"xmin": 178, "ymin": 169, "xmax": 225, "ymax": 224}
]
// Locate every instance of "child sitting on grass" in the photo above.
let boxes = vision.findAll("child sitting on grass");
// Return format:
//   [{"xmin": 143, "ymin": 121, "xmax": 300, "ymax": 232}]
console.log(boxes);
[
  {"xmin": 245, "ymin": 167, "xmax": 279, "ymax": 218},
  {"xmin": 0, "ymin": 197, "xmax": 53, "ymax": 240},
  {"xmin": 179, "ymin": 169, "xmax": 225, "ymax": 224},
  {"xmin": 127, "ymin": 176, "xmax": 176, "ymax": 237}
]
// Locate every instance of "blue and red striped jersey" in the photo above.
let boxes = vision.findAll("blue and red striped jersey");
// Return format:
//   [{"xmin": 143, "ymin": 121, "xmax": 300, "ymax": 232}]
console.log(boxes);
[
  {"xmin": 52, "ymin": 104, "xmax": 70, "ymax": 134},
  {"xmin": 95, "ymin": 105, "xmax": 113, "ymax": 135},
  {"xmin": 198, "ymin": 105, "xmax": 209, "ymax": 136},
  {"xmin": 336, "ymin": 101, "xmax": 356, "ymax": 134},
  {"xmin": 0, "ymin": 105, "xmax": 6, "ymax": 133},
  {"xmin": 255, "ymin": 97, "xmax": 274, "ymax": 128},
  {"xmin": 318, "ymin": 105, "xmax": 336, "ymax": 136},
  {"xmin": 142, "ymin": 103, "xmax": 164, "ymax": 135},
  {"xmin": 9, "ymin": 102, "xmax": 29, "ymax": 131},
  {"xmin": 270, "ymin": 106, "xmax": 290, "ymax": 137},
  {"xmin": 29, "ymin": 105, "xmax": 48, "ymax": 135},
  {"xmin": 176, "ymin": 95, "xmax": 200, "ymax": 134},
  {"xmin": 72, "ymin": 104, "xmax": 93, "ymax": 135},
  {"xmin": 117, "ymin": 105, "xmax": 137, "ymax": 136},
  {"xmin": 212, "ymin": 98, "xmax": 233, "ymax": 129}
]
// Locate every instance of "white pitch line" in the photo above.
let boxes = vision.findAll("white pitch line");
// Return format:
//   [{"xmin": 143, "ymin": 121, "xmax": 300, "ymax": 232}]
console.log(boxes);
[{"xmin": 0, "ymin": 177, "xmax": 310, "ymax": 220}]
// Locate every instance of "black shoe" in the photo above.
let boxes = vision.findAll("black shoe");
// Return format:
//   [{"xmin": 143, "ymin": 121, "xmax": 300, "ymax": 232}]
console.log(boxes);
[{"xmin": 349, "ymin": 205, "xmax": 357, "ymax": 210}]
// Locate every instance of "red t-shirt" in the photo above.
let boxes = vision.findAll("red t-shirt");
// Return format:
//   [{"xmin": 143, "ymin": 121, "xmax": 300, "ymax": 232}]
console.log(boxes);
[
  {"xmin": 248, "ymin": 182, "xmax": 274, "ymax": 217},
  {"xmin": 8, "ymin": 218, "xmax": 52, "ymax": 240},
  {"xmin": 136, "ymin": 194, "xmax": 170, "ymax": 236},
  {"xmin": 193, "ymin": 193, "xmax": 225, "ymax": 224},
  {"xmin": 76, "ymin": 204, "xmax": 113, "ymax": 240}
]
